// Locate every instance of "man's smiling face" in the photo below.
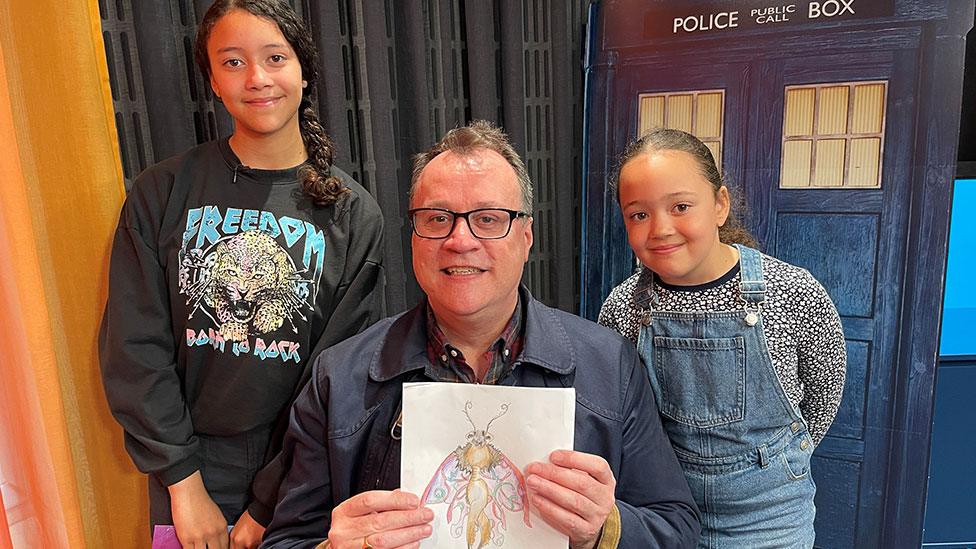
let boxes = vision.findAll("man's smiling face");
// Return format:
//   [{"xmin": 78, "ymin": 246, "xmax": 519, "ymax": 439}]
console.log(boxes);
[{"xmin": 410, "ymin": 149, "xmax": 533, "ymax": 327}]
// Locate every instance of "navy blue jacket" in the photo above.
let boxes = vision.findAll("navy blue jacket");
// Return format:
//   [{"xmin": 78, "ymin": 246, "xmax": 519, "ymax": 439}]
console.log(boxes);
[{"xmin": 262, "ymin": 288, "xmax": 700, "ymax": 548}]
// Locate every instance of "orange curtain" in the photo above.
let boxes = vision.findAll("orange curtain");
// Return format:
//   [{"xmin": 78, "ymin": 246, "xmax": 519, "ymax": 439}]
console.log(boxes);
[
  {"xmin": 0, "ymin": 0, "xmax": 145, "ymax": 547},
  {"xmin": 0, "ymin": 487, "xmax": 11, "ymax": 549}
]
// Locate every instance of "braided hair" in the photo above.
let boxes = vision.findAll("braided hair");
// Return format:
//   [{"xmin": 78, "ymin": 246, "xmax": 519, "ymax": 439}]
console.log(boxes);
[{"xmin": 194, "ymin": 0, "xmax": 348, "ymax": 206}]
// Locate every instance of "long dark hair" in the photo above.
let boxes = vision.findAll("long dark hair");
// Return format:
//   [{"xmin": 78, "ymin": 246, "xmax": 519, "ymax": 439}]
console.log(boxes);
[
  {"xmin": 194, "ymin": 0, "xmax": 347, "ymax": 206},
  {"xmin": 614, "ymin": 128, "xmax": 757, "ymax": 248}
]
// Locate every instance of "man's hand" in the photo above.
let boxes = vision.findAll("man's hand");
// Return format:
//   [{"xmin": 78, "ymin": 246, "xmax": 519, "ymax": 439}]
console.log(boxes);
[
  {"xmin": 524, "ymin": 450, "xmax": 617, "ymax": 549},
  {"xmin": 230, "ymin": 510, "xmax": 265, "ymax": 549},
  {"xmin": 327, "ymin": 490, "xmax": 433, "ymax": 548},
  {"xmin": 168, "ymin": 471, "xmax": 229, "ymax": 549}
]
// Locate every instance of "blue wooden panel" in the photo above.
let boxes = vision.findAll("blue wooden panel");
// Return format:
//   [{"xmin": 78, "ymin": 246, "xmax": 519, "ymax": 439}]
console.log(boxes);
[
  {"xmin": 772, "ymin": 189, "xmax": 884, "ymax": 213},
  {"xmin": 825, "ymin": 340, "xmax": 869, "ymax": 440},
  {"xmin": 813, "ymin": 435, "xmax": 864, "ymax": 459},
  {"xmin": 812, "ymin": 456, "xmax": 860, "ymax": 548},
  {"xmin": 774, "ymin": 213, "xmax": 879, "ymax": 318},
  {"xmin": 840, "ymin": 317, "xmax": 873, "ymax": 341}
]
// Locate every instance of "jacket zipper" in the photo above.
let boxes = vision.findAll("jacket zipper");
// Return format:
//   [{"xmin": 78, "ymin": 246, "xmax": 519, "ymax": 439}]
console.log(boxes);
[{"xmin": 374, "ymin": 405, "xmax": 403, "ymax": 488}]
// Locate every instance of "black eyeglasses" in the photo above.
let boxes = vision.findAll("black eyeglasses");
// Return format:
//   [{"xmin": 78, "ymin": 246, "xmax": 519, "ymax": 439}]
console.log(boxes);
[{"xmin": 408, "ymin": 207, "xmax": 531, "ymax": 239}]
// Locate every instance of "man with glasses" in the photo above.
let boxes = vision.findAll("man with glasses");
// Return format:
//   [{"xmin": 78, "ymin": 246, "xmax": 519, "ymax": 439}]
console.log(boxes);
[{"xmin": 262, "ymin": 121, "xmax": 700, "ymax": 549}]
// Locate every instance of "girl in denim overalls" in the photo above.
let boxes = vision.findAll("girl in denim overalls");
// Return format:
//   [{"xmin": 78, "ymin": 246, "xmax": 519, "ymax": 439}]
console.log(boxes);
[{"xmin": 599, "ymin": 129, "xmax": 846, "ymax": 548}]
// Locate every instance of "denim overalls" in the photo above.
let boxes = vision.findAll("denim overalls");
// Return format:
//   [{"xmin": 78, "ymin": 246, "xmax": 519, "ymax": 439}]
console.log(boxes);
[{"xmin": 636, "ymin": 245, "xmax": 816, "ymax": 548}]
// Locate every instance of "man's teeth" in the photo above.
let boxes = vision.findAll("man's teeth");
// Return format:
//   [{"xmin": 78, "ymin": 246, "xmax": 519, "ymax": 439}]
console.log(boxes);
[{"xmin": 446, "ymin": 267, "xmax": 481, "ymax": 275}]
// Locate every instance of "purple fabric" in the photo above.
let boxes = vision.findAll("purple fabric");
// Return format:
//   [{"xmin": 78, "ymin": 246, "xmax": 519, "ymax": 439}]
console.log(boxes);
[
  {"xmin": 151, "ymin": 525, "xmax": 234, "ymax": 548},
  {"xmin": 151, "ymin": 526, "xmax": 180, "ymax": 549}
]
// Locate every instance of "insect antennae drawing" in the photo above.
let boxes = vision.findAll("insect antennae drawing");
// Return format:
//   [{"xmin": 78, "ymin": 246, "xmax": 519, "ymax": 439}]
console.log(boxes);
[{"xmin": 421, "ymin": 401, "xmax": 531, "ymax": 548}]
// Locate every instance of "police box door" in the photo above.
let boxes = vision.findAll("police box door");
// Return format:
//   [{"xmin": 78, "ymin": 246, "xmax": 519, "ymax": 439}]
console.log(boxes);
[
  {"xmin": 745, "ymin": 45, "xmax": 915, "ymax": 549},
  {"xmin": 606, "ymin": 29, "xmax": 920, "ymax": 549}
]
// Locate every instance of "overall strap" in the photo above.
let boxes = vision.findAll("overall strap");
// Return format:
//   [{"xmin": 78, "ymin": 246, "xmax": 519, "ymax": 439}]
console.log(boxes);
[
  {"xmin": 735, "ymin": 244, "xmax": 766, "ymax": 305},
  {"xmin": 633, "ymin": 270, "xmax": 658, "ymax": 310}
]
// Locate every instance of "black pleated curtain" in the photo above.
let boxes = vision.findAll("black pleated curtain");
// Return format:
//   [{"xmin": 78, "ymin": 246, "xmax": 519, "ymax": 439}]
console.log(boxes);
[{"xmin": 100, "ymin": 0, "xmax": 589, "ymax": 315}]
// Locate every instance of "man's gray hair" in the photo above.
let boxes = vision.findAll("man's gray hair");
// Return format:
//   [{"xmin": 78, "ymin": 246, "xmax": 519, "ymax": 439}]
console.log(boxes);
[{"xmin": 409, "ymin": 120, "xmax": 534, "ymax": 213}]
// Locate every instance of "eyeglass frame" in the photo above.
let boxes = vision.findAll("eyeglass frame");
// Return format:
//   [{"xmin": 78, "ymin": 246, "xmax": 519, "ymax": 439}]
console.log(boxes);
[{"xmin": 407, "ymin": 207, "xmax": 532, "ymax": 240}]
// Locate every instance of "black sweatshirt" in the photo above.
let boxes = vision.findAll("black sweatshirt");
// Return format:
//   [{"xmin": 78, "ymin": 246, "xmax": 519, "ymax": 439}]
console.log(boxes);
[{"xmin": 99, "ymin": 138, "xmax": 385, "ymax": 522}]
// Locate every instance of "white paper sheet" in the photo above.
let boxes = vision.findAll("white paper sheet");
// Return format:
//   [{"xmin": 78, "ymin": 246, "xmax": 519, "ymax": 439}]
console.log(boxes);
[{"xmin": 401, "ymin": 382, "xmax": 575, "ymax": 549}]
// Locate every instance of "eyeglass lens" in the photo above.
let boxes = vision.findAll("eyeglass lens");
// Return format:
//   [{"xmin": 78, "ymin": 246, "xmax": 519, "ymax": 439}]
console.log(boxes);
[{"xmin": 412, "ymin": 208, "xmax": 516, "ymax": 239}]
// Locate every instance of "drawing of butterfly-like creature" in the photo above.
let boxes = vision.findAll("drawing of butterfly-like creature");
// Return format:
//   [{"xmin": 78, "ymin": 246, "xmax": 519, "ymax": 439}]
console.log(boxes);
[{"xmin": 421, "ymin": 402, "xmax": 531, "ymax": 548}]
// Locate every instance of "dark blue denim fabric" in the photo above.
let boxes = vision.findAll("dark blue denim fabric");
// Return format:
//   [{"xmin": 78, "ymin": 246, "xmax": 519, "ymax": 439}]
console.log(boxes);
[{"xmin": 637, "ymin": 246, "xmax": 816, "ymax": 548}]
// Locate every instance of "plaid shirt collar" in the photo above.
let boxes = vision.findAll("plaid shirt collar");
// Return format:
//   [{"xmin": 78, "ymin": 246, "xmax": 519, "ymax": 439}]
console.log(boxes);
[{"xmin": 424, "ymin": 297, "xmax": 524, "ymax": 384}]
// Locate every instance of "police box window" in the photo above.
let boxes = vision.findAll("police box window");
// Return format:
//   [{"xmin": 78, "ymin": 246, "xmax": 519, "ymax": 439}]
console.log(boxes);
[
  {"xmin": 637, "ymin": 89, "xmax": 725, "ymax": 171},
  {"xmin": 780, "ymin": 81, "xmax": 887, "ymax": 189}
]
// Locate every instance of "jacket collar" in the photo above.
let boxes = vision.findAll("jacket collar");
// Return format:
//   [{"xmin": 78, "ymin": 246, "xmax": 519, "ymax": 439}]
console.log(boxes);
[{"xmin": 368, "ymin": 285, "xmax": 576, "ymax": 382}]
